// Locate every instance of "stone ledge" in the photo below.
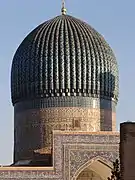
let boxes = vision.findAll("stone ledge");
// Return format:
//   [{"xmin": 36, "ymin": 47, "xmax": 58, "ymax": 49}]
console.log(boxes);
[
  {"xmin": 0, "ymin": 167, "xmax": 54, "ymax": 171},
  {"xmin": 53, "ymin": 130, "xmax": 119, "ymax": 135}
]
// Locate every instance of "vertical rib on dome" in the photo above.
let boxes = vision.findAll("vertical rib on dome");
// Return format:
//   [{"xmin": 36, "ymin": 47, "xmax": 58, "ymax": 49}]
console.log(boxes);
[{"xmin": 11, "ymin": 15, "xmax": 119, "ymax": 105}]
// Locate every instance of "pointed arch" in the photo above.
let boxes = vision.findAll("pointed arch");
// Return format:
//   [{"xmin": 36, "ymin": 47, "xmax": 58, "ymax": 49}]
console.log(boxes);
[{"xmin": 72, "ymin": 156, "xmax": 113, "ymax": 180}]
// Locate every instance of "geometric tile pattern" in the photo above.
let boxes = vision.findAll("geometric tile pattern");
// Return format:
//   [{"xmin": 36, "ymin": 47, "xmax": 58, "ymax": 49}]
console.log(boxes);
[
  {"xmin": 14, "ymin": 106, "xmax": 116, "ymax": 162},
  {"xmin": 11, "ymin": 15, "xmax": 119, "ymax": 105},
  {"xmin": 14, "ymin": 97, "xmax": 116, "ymax": 112},
  {"xmin": 0, "ymin": 131, "xmax": 119, "ymax": 180}
]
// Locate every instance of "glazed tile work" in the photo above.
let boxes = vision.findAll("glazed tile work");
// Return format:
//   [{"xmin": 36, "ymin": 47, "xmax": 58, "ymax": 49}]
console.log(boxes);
[
  {"xmin": 0, "ymin": 131, "xmax": 119, "ymax": 180},
  {"xmin": 11, "ymin": 15, "xmax": 119, "ymax": 105},
  {"xmin": 3, "ymin": 8, "xmax": 120, "ymax": 180},
  {"xmin": 14, "ymin": 105, "xmax": 116, "ymax": 161},
  {"xmin": 10, "ymin": 13, "xmax": 119, "ymax": 169},
  {"xmin": 14, "ymin": 97, "xmax": 116, "ymax": 111}
]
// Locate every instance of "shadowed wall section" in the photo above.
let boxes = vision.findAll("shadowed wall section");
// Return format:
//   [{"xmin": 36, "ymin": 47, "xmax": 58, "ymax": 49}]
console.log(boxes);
[
  {"xmin": 99, "ymin": 72, "xmax": 117, "ymax": 131},
  {"xmin": 120, "ymin": 122, "xmax": 135, "ymax": 180}
]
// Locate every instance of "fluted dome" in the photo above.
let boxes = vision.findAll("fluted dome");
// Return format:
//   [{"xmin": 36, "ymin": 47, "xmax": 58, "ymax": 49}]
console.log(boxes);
[{"xmin": 11, "ymin": 15, "xmax": 119, "ymax": 105}]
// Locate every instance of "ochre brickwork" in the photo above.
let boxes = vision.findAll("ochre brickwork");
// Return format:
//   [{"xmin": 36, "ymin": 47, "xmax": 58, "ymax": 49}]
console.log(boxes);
[
  {"xmin": 14, "ymin": 107, "xmax": 116, "ymax": 162},
  {"xmin": 76, "ymin": 169, "xmax": 103, "ymax": 180},
  {"xmin": 120, "ymin": 122, "xmax": 135, "ymax": 180}
]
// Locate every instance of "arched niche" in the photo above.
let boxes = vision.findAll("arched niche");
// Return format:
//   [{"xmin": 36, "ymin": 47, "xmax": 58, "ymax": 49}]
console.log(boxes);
[
  {"xmin": 73, "ymin": 157, "xmax": 112, "ymax": 180},
  {"xmin": 77, "ymin": 169, "xmax": 103, "ymax": 180}
]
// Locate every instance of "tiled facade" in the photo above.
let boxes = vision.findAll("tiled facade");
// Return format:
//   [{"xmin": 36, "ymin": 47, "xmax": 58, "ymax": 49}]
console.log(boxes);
[
  {"xmin": 14, "ymin": 97, "xmax": 116, "ymax": 162},
  {"xmin": 11, "ymin": 15, "xmax": 119, "ymax": 106},
  {"xmin": 7, "ymin": 10, "xmax": 120, "ymax": 180},
  {"xmin": 0, "ymin": 131, "xmax": 119, "ymax": 180}
]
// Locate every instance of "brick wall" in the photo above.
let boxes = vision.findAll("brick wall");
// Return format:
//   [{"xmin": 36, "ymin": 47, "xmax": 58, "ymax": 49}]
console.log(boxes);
[
  {"xmin": 120, "ymin": 122, "xmax": 135, "ymax": 180},
  {"xmin": 14, "ymin": 105, "xmax": 116, "ymax": 162}
]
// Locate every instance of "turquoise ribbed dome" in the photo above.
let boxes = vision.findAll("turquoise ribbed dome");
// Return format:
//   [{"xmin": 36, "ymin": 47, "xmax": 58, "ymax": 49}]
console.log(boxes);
[{"xmin": 11, "ymin": 15, "xmax": 119, "ymax": 105}]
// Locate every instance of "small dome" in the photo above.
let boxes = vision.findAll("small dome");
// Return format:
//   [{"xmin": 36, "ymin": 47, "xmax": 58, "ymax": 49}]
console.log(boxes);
[{"xmin": 11, "ymin": 15, "xmax": 119, "ymax": 105}]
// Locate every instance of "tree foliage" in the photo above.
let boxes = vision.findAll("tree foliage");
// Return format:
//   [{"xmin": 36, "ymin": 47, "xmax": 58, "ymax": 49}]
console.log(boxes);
[{"xmin": 108, "ymin": 159, "xmax": 121, "ymax": 180}]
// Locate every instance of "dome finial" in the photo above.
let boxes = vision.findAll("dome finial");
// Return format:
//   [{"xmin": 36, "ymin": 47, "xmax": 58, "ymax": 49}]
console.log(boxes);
[{"xmin": 61, "ymin": 0, "xmax": 67, "ymax": 15}]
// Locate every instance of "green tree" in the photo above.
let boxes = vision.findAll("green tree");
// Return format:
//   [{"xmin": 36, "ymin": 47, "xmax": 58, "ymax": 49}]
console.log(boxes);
[{"xmin": 108, "ymin": 159, "xmax": 121, "ymax": 180}]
